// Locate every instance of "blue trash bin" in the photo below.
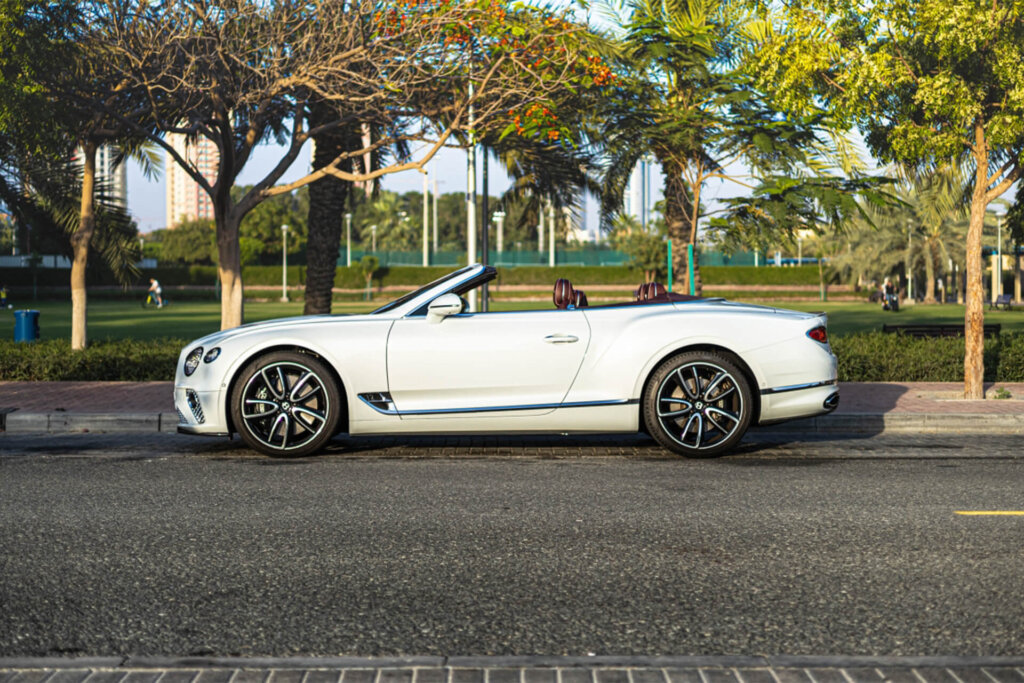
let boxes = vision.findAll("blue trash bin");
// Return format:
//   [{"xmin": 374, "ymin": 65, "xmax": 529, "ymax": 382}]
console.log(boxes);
[{"xmin": 13, "ymin": 309, "xmax": 40, "ymax": 343}]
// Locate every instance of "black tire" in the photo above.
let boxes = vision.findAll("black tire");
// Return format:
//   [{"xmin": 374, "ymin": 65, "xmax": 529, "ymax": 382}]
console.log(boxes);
[
  {"xmin": 230, "ymin": 350, "xmax": 342, "ymax": 457},
  {"xmin": 642, "ymin": 351, "xmax": 753, "ymax": 458}
]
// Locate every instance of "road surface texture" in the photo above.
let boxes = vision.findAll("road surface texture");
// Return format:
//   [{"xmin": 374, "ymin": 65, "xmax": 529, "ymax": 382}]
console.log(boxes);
[{"xmin": 2, "ymin": 432, "xmax": 1022, "ymax": 658}]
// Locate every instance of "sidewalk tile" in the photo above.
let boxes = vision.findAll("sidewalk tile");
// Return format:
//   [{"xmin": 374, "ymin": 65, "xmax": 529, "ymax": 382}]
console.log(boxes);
[
  {"xmin": 46, "ymin": 671, "xmax": 91, "ymax": 683},
  {"xmin": 232, "ymin": 672, "xmax": 270, "ymax": 683},
  {"xmin": 560, "ymin": 670, "xmax": 593, "ymax": 683},
  {"xmin": 487, "ymin": 670, "xmax": 519, "ymax": 683},
  {"xmin": 451, "ymin": 671, "xmax": 484, "ymax": 683},
  {"xmin": 981, "ymin": 670, "xmax": 1024, "ymax": 683},
  {"xmin": 595, "ymin": 670, "xmax": 628, "ymax": 683},
  {"xmin": 340, "ymin": 671, "xmax": 375, "ymax": 683},
  {"xmin": 413, "ymin": 671, "xmax": 447, "ymax": 683},
  {"xmin": 630, "ymin": 670, "xmax": 667, "ymax": 683},
  {"xmin": 83, "ymin": 673, "xmax": 125, "ymax": 683},
  {"xmin": 523, "ymin": 669, "xmax": 556, "ymax": 683},
  {"xmin": 665, "ymin": 671, "xmax": 702, "ymax": 683},
  {"xmin": 304, "ymin": 672, "xmax": 340, "ymax": 683},
  {"xmin": 195, "ymin": 671, "xmax": 232, "ymax": 683},
  {"xmin": 378, "ymin": 671, "xmax": 413, "ymax": 683},
  {"xmin": 268, "ymin": 671, "xmax": 305, "ymax": 683}
]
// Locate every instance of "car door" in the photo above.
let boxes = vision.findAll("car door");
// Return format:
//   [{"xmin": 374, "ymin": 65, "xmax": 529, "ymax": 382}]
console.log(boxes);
[{"xmin": 386, "ymin": 309, "xmax": 591, "ymax": 416}]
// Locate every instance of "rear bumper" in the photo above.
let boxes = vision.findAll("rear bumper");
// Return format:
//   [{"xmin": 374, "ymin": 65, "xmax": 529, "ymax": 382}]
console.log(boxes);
[{"xmin": 758, "ymin": 381, "xmax": 838, "ymax": 425}]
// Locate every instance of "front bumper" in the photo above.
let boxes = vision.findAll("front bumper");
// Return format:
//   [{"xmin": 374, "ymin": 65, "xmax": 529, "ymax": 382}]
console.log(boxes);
[{"xmin": 174, "ymin": 385, "xmax": 229, "ymax": 435}]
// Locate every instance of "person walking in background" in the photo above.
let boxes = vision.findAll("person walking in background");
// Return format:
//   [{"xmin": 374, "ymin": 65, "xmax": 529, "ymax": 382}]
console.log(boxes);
[
  {"xmin": 0, "ymin": 284, "xmax": 9, "ymax": 309},
  {"xmin": 147, "ymin": 278, "xmax": 164, "ymax": 308}
]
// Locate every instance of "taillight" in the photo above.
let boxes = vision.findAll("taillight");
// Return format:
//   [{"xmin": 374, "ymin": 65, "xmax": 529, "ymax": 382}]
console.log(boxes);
[{"xmin": 807, "ymin": 326, "xmax": 829, "ymax": 344}]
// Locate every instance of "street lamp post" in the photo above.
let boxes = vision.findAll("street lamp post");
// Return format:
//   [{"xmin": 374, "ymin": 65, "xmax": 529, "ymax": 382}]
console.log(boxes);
[
  {"xmin": 345, "ymin": 212, "xmax": 352, "ymax": 267},
  {"xmin": 371, "ymin": 224, "xmax": 377, "ymax": 253},
  {"xmin": 280, "ymin": 224, "xmax": 289, "ymax": 303},
  {"xmin": 422, "ymin": 169, "xmax": 429, "ymax": 267},
  {"xmin": 494, "ymin": 211, "xmax": 506, "ymax": 255}
]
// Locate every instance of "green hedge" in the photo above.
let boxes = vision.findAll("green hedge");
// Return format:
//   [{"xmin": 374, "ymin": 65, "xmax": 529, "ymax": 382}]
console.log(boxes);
[
  {"xmin": 2, "ymin": 263, "xmax": 835, "ymax": 295},
  {"xmin": 4, "ymin": 332, "xmax": 1024, "ymax": 382},
  {"xmin": 0, "ymin": 338, "xmax": 185, "ymax": 381},
  {"xmin": 832, "ymin": 332, "xmax": 1024, "ymax": 382}
]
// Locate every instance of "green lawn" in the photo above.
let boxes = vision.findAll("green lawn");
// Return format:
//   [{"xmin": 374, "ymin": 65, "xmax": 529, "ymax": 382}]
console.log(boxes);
[{"xmin": 1, "ymin": 297, "xmax": 1022, "ymax": 342}]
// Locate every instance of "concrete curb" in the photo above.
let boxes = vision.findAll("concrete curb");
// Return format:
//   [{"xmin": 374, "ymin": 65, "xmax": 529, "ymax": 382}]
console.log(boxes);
[
  {"xmin": 2, "ymin": 412, "xmax": 180, "ymax": 434},
  {"xmin": 4, "ymin": 411, "xmax": 1024, "ymax": 436},
  {"xmin": 3, "ymin": 655, "xmax": 1024, "ymax": 669}
]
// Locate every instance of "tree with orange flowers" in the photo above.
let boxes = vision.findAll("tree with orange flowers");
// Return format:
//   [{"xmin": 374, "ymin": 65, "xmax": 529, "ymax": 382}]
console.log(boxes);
[{"xmin": 79, "ymin": 0, "xmax": 612, "ymax": 328}]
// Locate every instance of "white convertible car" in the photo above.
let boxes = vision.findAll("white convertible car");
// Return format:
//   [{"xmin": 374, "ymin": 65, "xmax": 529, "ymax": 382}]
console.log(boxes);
[{"xmin": 175, "ymin": 264, "xmax": 838, "ymax": 457}]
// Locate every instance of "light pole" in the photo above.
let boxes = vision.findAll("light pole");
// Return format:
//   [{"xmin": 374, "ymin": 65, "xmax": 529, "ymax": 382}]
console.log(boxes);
[
  {"xmin": 370, "ymin": 224, "xmax": 377, "ymax": 253},
  {"xmin": 280, "ymin": 224, "xmax": 289, "ymax": 302},
  {"xmin": 422, "ymin": 169, "xmax": 429, "ymax": 267},
  {"xmin": 345, "ymin": 212, "xmax": 352, "ymax": 267},
  {"xmin": 494, "ymin": 211, "xmax": 506, "ymax": 255}
]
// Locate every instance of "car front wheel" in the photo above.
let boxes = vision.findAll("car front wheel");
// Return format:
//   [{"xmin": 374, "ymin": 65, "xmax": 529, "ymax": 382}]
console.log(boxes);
[
  {"xmin": 643, "ymin": 351, "xmax": 753, "ymax": 458},
  {"xmin": 230, "ymin": 351, "xmax": 341, "ymax": 457}
]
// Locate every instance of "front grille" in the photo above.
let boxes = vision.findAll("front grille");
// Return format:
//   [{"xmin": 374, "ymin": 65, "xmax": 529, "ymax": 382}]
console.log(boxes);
[
  {"xmin": 176, "ymin": 408, "xmax": 188, "ymax": 425},
  {"xmin": 186, "ymin": 389, "xmax": 206, "ymax": 424}
]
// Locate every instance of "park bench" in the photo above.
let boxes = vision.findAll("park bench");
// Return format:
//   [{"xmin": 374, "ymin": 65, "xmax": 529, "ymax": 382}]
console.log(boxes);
[
  {"xmin": 991, "ymin": 294, "xmax": 1015, "ymax": 310},
  {"xmin": 882, "ymin": 323, "xmax": 1002, "ymax": 338}
]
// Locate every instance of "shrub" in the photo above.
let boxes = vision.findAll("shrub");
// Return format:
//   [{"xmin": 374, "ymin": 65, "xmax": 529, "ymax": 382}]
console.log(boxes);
[
  {"xmin": 831, "ymin": 332, "xmax": 1022, "ymax": 382},
  {"xmin": 0, "ymin": 339, "xmax": 184, "ymax": 381}
]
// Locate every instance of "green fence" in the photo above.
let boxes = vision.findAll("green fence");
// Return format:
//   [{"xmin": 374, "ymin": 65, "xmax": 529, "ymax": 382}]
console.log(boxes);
[
  {"xmin": 338, "ymin": 249, "xmax": 775, "ymax": 268},
  {"xmin": 338, "ymin": 249, "xmax": 632, "ymax": 267}
]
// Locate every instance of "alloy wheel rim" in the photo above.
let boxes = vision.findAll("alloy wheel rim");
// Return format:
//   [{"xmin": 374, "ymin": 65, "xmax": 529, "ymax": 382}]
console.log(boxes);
[
  {"xmin": 240, "ymin": 361, "xmax": 330, "ymax": 451},
  {"xmin": 656, "ymin": 361, "xmax": 744, "ymax": 450}
]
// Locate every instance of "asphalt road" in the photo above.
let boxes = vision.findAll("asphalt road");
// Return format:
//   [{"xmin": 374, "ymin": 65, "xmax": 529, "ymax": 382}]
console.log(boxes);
[{"xmin": 2, "ymin": 432, "xmax": 1023, "ymax": 659}]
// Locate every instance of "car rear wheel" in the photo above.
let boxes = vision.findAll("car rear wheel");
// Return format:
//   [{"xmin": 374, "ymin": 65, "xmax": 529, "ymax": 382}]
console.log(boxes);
[
  {"xmin": 643, "ymin": 351, "xmax": 753, "ymax": 458},
  {"xmin": 230, "ymin": 351, "xmax": 341, "ymax": 457}
]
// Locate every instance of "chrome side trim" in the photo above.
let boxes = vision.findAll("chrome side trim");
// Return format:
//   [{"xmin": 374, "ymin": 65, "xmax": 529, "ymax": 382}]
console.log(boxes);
[
  {"xmin": 358, "ymin": 397, "xmax": 639, "ymax": 416},
  {"xmin": 760, "ymin": 379, "xmax": 838, "ymax": 396}
]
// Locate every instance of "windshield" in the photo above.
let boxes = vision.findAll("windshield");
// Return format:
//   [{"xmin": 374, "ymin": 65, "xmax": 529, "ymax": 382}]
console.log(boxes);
[{"xmin": 370, "ymin": 266, "xmax": 475, "ymax": 315}]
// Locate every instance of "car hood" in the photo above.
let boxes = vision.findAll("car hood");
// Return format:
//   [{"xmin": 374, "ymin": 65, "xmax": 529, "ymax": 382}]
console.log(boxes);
[{"xmin": 188, "ymin": 313, "xmax": 376, "ymax": 348}]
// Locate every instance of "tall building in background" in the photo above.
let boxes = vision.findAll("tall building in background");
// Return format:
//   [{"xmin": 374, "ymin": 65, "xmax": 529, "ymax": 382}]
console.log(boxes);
[{"xmin": 165, "ymin": 134, "xmax": 218, "ymax": 228}]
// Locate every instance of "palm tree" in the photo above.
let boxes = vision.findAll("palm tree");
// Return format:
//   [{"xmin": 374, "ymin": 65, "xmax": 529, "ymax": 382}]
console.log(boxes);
[
  {"xmin": 831, "ymin": 166, "xmax": 970, "ymax": 303},
  {"xmin": 593, "ymin": 0, "xmax": 866, "ymax": 295}
]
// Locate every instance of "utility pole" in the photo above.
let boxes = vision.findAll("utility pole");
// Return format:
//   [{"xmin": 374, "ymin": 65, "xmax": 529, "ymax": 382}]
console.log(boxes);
[
  {"xmin": 481, "ymin": 147, "xmax": 489, "ymax": 312},
  {"xmin": 433, "ymin": 178, "xmax": 439, "ymax": 253},
  {"xmin": 422, "ymin": 169, "xmax": 429, "ymax": 267},
  {"xmin": 466, "ymin": 84, "xmax": 477, "ymax": 312},
  {"xmin": 345, "ymin": 213, "xmax": 352, "ymax": 267},
  {"xmin": 280, "ymin": 224, "xmax": 289, "ymax": 302},
  {"xmin": 548, "ymin": 202, "xmax": 555, "ymax": 268}
]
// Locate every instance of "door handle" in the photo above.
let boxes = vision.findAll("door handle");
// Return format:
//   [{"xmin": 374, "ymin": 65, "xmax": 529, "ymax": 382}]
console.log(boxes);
[{"xmin": 544, "ymin": 334, "xmax": 579, "ymax": 344}]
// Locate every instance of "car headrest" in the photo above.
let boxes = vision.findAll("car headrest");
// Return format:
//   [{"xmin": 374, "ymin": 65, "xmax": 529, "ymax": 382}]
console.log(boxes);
[
  {"xmin": 635, "ymin": 282, "xmax": 668, "ymax": 301},
  {"xmin": 553, "ymin": 278, "xmax": 575, "ymax": 309},
  {"xmin": 573, "ymin": 289, "xmax": 588, "ymax": 308}
]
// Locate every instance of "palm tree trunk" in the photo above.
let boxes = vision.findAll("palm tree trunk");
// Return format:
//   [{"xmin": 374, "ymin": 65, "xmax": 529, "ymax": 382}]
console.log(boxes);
[
  {"xmin": 70, "ymin": 140, "xmax": 97, "ymax": 351},
  {"xmin": 660, "ymin": 158, "xmax": 702, "ymax": 294},
  {"xmin": 924, "ymin": 241, "xmax": 936, "ymax": 304},
  {"xmin": 305, "ymin": 107, "xmax": 356, "ymax": 315}
]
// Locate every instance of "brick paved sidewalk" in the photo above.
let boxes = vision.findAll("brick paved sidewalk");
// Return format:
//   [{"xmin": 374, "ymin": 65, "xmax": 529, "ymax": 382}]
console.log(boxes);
[{"xmin": 2, "ymin": 381, "xmax": 1024, "ymax": 416}]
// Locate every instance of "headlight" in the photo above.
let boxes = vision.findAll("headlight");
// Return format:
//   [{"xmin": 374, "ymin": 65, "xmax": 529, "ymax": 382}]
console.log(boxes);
[
  {"xmin": 204, "ymin": 347, "xmax": 221, "ymax": 363},
  {"xmin": 184, "ymin": 347, "xmax": 204, "ymax": 376}
]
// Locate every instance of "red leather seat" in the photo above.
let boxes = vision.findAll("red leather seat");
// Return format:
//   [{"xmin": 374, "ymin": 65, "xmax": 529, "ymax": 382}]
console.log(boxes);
[
  {"xmin": 553, "ymin": 278, "xmax": 575, "ymax": 309},
  {"xmin": 573, "ymin": 290, "xmax": 588, "ymax": 308}
]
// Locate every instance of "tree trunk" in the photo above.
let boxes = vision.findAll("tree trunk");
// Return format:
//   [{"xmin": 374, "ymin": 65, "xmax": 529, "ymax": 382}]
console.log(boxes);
[
  {"xmin": 217, "ymin": 212, "xmax": 244, "ymax": 330},
  {"xmin": 660, "ymin": 158, "xmax": 702, "ymax": 294},
  {"xmin": 1015, "ymin": 249, "xmax": 1022, "ymax": 304},
  {"xmin": 924, "ymin": 241, "xmax": 936, "ymax": 304},
  {"xmin": 964, "ymin": 147, "xmax": 988, "ymax": 400},
  {"xmin": 304, "ymin": 107, "xmax": 356, "ymax": 315},
  {"xmin": 70, "ymin": 140, "xmax": 97, "ymax": 351}
]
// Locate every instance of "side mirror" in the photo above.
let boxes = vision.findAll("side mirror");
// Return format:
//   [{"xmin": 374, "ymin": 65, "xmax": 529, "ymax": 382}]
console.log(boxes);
[{"xmin": 426, "ymin": 292, "xmax": 464, "ymax": 323}]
